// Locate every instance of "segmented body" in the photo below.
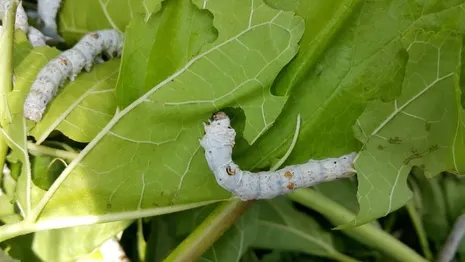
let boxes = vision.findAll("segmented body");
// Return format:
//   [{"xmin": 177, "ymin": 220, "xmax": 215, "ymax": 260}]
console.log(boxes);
[
  {"xmin": 200, "ymin": 112, "xmax": 357, "ymax": 200},
  {"xmin": 23, "ymin": 29, "xmax": 124, "ymax": 122}
]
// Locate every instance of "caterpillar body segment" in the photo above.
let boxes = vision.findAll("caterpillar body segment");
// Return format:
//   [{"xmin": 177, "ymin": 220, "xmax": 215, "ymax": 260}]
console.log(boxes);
[{"xmin": 200, "ymin": 112, "xmax": 357, "ymax": 200}]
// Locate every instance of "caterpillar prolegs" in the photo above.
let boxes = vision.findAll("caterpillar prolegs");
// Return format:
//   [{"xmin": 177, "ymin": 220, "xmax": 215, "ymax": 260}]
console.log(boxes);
[
  {"xmin": 23, "ymin": 29, "xmax": 124, "ymax": 122},
  {"xmin": 200, "ymin": 112, "xmax": 357, "ymax": 200}
]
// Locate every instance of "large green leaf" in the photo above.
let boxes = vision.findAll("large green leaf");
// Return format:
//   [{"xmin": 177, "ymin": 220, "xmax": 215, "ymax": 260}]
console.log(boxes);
[
  {"xmin": 235, "ymin": 0, "xmax": 465, "ymax": 226},
  {"xmin": 58, "ymin": 0, "xmax": 163, "ymax": 42},
  {"xmin": 30, "ymin": 60, "xmax": 119, "ymax": 144},
  {"xmin": 35, "ymin": 0, "xmax": 304, "ymax": 224},
  {"xmin": 350, "ymin": 29, "xmax": 465, "ymax": 225}
]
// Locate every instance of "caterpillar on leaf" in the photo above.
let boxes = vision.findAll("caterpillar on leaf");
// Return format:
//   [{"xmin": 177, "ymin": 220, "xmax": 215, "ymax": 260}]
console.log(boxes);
[
  {"xmin": 23, "ymin": 29, "xmax": 124, "ymax": 122},
  {"xmin": 200, "ymin": 112, "xmax": 357, "ymax": 200}
]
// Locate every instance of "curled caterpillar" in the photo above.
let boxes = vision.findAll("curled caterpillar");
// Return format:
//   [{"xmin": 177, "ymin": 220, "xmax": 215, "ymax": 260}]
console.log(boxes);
[
  {"xmin": 0, "ymin": 0, "xmax": 48, "ymax": 46},
  {"xmin": 37, "ymin": 0, "xmax": 62, "ymax": 40},
  {"xmin": 200, "ymin": 112, "xmax": 357, "ymax": 200},
  {"xmin": 23, "ymin": 29, "xmax": 124, "ymax": 122}
]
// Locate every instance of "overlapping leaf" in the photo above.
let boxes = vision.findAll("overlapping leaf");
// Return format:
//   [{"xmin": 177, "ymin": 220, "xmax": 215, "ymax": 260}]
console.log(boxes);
[
  {"xmin": 36, "ymin": 0, "xmax": 304, "ymax": 224},
  {"xmin": 30, "ymin": 60, "xmax": 119, "ymax": 144},
  {"xmin": 5, "ymin": 47, "xmax": 61, "ymax": 218},
  {"xmin": 116, "ymin": 0, "xmax": 217, "ymax": 107},
  {"xmin": 350, "ymin": 29, "xmax": 465, "ymax": 225},
  {"xmin": 58, "ymin": 0, "xmax": 163, "ymax": 42}
]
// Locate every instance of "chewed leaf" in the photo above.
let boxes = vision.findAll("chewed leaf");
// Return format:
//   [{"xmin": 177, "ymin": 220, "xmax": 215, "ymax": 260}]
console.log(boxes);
[
  {"xmin": 30, "ymin": 60, "xmax": 119, "ymax": 144},
  {"xmin": 347, "ymin": 29, "xmax": 465, "ymax": 226},
  {"xmin": 58, "ymin": 0, "xmax": 164, "ymax": 42},
  {"xmin": 116, "ymin": 0, "xmax": 217, "ymax": 107},
  {"xmin": 36, "ymin": 0, "xmax": 304, "ymax": 222}
]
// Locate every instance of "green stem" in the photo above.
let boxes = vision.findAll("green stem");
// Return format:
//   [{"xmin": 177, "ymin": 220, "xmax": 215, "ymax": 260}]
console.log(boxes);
[
  {"xmin": 0, "ymin": 0, "xmax": 17, "ymax": 125},
  {"xmin": 406, "ymin": 200, "xmax": 433, "ymax": 260},
  {"xmin": 163, "ymin": 199, "xmax": 255, "ymax": 262},
  {"xmin": 27, "ymin": 141, "xmax": 79, "ymax": 161},
  {"xmin": 331, "ymin": 252, "xmax": 361, "ymax": 262},
  {"xmin": 0, "ymin": 1, "xmax": 18, "ymax": 183},
  {"xmin": 287, "ymin": 189, "xmax": 428, "ymax": 262}
]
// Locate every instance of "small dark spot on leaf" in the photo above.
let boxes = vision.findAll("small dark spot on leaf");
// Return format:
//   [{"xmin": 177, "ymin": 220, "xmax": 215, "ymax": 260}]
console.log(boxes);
[
  {"xmin": 106, "ymin": 203, "xmax": 112, "ymax": 210},
  {"xmin": 429, "ymin": 144, "xmax": 439, "ymax": 152},
  {"xmin": 377, "ymin": 145, "xmax": 385, "ymax": 150},
  {"xmin": 388, "ymin": 137, "xmax": 402, "ymax": 144},
  {"xmin": 160, "ymin": 191, "xmax": 164, "ymax": 196},
  {"xmin": 425, "ymin": 122, "xmax": 431, "ymax": 131}
]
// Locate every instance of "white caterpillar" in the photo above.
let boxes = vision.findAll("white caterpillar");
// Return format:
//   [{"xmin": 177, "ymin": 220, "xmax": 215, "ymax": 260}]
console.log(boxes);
[
  {"xmin": 23, "ymin": 29, "xmax": 124, "ymax": 122},
  {"xmin": 0, "ymin": 0, "xmax": 49, "ymax": 46},
  {"xmin": 200, "ymin": 112, "xmax": 357, "ymax": 200},
  {"xmin": 37, "ymin": 0, "xmax": 62, "ymax": 40}
]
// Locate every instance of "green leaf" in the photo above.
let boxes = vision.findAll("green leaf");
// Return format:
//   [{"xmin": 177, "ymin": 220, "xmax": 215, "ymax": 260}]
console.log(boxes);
[
  {"xmin": 350, "ymin": 29, "xmax": 465, "ymax": 226},
  {"xmin": 32, "ymin": 221, "xmax": 130, "ymax": 262},
  {"xmin": 1, "ymin": 234, "xmax": 41, "ymax": 262},
  {"xmin": 144, "ymin": 217, "xmax": 178, "ymax": 262},
  {"xmin": 198, "ymin": 205, "xmax": 259, "ymax": 262},
  {"xmin": 270, "ymin": 0, "xmax": 363, "ymax": 96},
  {"xmin": 4, "ymin": 47, "xmax": 61, "ymax": 218},
  {"xmin": 116, "ymin": 0, "xmax": 217, "ymax": 107},
  {"xmin": 252, "ymin": 198, "xmax": 352, "ymax": 261},
  {"xmin": 58, "ymin": 0, "xmax": 163, "ymax": 43},
  {"xmin": 31, "ymin": 155, "xmax": 66, "ymax": 191},
  {"xmin": 35, "ymin": 0, "xmax": 304, "ymax": 223},
  {"xmin": 30, "ymin": 60, "xmax": 119, "ymax": 144},
  {"xmin": 236, "ymin": 0, "xmax": 408, "ymax": 172}
]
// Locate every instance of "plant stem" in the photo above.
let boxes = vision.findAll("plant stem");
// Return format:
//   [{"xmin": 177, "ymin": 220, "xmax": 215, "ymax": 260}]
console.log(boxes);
[
  {"xmin": 26, "ymin": 141, "xmax": 79, "ymax": 161},
  {"xmin": 331, "ymin": 252, "xmax": 361, "ymax": 262},
  {"xmin": 437, "ymin": 213, "xmax": 465, "ymax": 262},
  {"xmin": 0, "ymin": 1, "xmax": 18, "ymax": 185},
  {"xmin": 287, "ymin": 189, "xmax": 428, "ymax": 262},
  {"xmin": 163, "ymin": 199, "xmax": 255, "ymax": 262},
  {"xmin": 406, "ymin": 200, "xmax": 433, "ymax": 260}
]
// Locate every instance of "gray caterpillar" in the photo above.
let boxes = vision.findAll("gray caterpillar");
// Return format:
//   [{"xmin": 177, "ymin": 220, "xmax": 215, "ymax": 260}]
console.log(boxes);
[
  {"xmin": 200, "ymin": 112, "xmax": 357, "ymax": 200},
  {"xmin": 23, "ymin": 29, "xmax": 124, "ymax": 122}
]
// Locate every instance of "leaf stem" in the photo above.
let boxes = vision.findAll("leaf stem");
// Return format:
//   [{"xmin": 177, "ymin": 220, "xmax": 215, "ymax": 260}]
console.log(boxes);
[
  {"xmin": 405, "ymin": 200, "xmax": 433, "ymax": 260},
  {"xmin": 287, "ymin": 189, "xmax": 428, "ymax": 262},
  {"xmin": 331, "ymin": 252, "xmax": 361, "ymax": 262},
  {"xmin": 437, "ymin": 213, "xmax": 465, "ymax": 262},
  {"xmin": 26, "ymin": 141, "xmax": 79, "ymax": 161},
  {"xmin": 0, "ymin": 0, "xmax": 18, "ymax": 187},
  {"xmin": 163, "ymin": 199, "xmax": 255, "ymax": 262}
]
